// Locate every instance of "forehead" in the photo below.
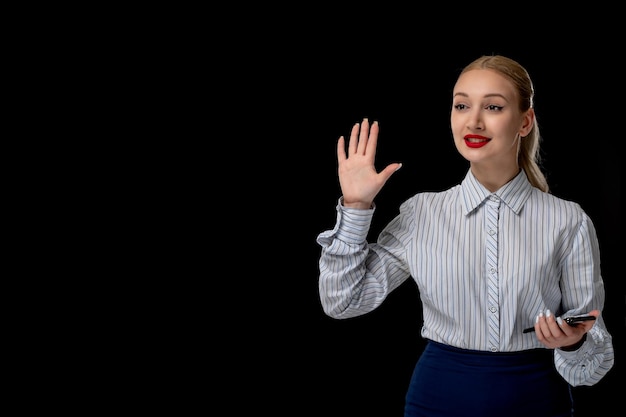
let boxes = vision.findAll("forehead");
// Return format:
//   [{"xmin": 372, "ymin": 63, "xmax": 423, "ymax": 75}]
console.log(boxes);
[{"xmin": 453, "ymin": 69, "xmax": 517, "ymax": 100}]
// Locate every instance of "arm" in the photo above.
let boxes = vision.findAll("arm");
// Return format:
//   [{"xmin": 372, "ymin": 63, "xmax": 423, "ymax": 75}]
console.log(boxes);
[
  {"xmin": 533, "ymin": 214, "xmax": 614, "ymax": 386},
  {"xmin": 317, "ymin": 118, "xmax": 406, "ymax": 319},
  {"xmin": 317, "ymin": 200, "xmax": 413, "ymax": 319}
]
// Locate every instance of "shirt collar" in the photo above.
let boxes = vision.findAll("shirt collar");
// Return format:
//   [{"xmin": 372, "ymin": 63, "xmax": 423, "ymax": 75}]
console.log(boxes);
[{"xmin": 460, "ymin": 169, "xmax": 534, "ymax": 216}]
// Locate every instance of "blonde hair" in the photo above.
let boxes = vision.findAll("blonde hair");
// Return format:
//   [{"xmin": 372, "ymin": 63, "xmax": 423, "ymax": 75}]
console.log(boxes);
[{"xmin": 460, "ymin": 55, "xmax": 549, "ymax": 193}]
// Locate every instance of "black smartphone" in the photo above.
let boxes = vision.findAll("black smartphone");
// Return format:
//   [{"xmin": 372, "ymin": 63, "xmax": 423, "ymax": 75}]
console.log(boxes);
[
  {"xmin": 563, "ymin": 315, "xmax": 596, "ymax": 326},
  {"xmin": 523, "ymin": 314, "xmax": 596, "ymax": 333}
]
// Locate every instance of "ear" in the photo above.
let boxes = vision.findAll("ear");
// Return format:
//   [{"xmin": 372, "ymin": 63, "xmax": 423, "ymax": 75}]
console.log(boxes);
[{"xmin": 520, "ymin": 108, "xmax": 535, "ymax": 137}]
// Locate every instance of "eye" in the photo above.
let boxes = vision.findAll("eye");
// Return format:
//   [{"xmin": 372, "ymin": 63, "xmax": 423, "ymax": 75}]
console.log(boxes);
[
  {"xmin": 486, "ymin": 105, "xmax": 504, "ymax": 111},
  {"xmin": 453, "ymin": 104, "xmax": 467, "ymax": 110}
]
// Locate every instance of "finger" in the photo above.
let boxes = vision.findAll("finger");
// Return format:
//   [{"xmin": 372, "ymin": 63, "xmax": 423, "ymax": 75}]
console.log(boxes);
[
  {"xmin": 536, "ymin": 311, "xmax": 555, "ymax": 339},
  {"xmin": 556, "ymin": 317, "xmax": 574, "ymax": 336},
  {"xmin": 365, "ymin": 120, "xmax": 380, "ymax": 160},
  {"xmin": 337, "ymin": 136, "xmax": 347, "ymax": 163},
  {"xmin": 535, "ymin": 311, "xmax": 546, "ymax": 333},
  {"xmin": 545, "ymin": 310, "xmax": 563, "ymax": 337},
  {"xmin": 379, "ymin": 162, "xmax": 403, "ymax": 183},
  {"xmin": 348, "ymin": 122, "xmax": 360, "ymax": 155},
  {"xmin": 356, "ymin": 118, "xmax": 370, "ymax": 155}
]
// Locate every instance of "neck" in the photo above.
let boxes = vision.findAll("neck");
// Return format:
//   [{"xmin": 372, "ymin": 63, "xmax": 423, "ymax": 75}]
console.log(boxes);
[{"xmin": 470, "ymin": 164, "xmax": 521, "ymax": 193}]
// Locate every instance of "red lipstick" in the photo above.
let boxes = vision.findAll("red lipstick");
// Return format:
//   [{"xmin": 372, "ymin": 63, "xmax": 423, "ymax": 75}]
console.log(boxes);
[{"xmin": 464, "ymin": 134, "xmax": 490, "ymax": 148}]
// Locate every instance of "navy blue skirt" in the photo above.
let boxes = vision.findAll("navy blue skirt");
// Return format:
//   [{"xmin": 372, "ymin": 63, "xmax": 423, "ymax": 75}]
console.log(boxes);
[{"xmin": 404, "ymin": 340, "xmax": 573, "ymax": 417}]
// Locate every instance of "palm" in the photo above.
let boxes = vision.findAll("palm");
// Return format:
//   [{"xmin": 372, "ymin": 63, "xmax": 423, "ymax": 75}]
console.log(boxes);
[{"xmin": 337, "ymin": 119, "xmax": 401, "ymax": 208}]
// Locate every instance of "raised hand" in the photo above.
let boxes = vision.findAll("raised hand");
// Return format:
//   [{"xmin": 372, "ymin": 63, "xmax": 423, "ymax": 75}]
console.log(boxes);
[{"xmin": 337, "ymin": 118, "xmax": 402, "ymax": 209}]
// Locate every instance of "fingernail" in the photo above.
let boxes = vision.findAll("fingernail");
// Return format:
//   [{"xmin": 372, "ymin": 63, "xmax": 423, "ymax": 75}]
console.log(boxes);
[{"xmin": 546, "ymin": 309, "xmax": 552, "ymax": 318}]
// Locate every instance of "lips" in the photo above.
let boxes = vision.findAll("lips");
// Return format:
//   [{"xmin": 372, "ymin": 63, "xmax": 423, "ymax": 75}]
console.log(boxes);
[{"xmin": 464, "ymin": 134, "xmax": 490, "ymax": 148}]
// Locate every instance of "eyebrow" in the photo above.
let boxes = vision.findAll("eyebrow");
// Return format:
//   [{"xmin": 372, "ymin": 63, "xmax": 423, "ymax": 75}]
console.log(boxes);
[{"xmin": 453, "ymin": 92, "xmax": 509, "ymax": 101}]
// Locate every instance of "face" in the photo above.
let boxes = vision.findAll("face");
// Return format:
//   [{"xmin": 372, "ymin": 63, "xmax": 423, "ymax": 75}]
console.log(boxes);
[{"xmin": 450, "ymin": 69, "xmax": 533, "ymax": 168}]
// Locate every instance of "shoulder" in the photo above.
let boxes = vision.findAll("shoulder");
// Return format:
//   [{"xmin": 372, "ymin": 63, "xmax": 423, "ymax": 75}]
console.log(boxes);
[
  {"xmin": 529, "ymin": 189, "xmax": 594, "ymax": 228},
  {"xmin": 534, "ymin": 189, "xmax": 585, "ymax": 213}
]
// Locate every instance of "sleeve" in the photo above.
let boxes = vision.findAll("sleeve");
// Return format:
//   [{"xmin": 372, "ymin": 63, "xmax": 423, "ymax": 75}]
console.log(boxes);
[
  {"xmin": 553, "ymin": 212, "xmax": 615, "ymax": 386},
  {"xmin": 317, "ymin": 197, "xmax": 413, "ymax": 319}
]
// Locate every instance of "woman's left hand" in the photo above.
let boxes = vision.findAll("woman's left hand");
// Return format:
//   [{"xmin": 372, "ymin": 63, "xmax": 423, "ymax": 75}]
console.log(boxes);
[{"xmin": 533, "ymin": 309, "xmax": 599, "ymax": 350}]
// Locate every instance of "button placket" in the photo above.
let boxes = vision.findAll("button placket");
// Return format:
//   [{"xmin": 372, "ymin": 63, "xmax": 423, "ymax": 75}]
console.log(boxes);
[{"xmin": 486, "ymin": 195, "xmax": 501, "ymax": 351}]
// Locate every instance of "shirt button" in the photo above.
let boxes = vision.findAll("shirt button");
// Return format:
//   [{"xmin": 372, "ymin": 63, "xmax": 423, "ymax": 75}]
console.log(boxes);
[{"xmin": 490, "ymin": 346, "xmax": 498, "ymax": 352}]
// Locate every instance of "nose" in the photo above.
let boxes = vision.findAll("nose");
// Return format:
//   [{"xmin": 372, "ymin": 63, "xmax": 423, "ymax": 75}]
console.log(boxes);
[{"xmin": 467, "ymin": 111, "xmax": 484, "ymax": 130}]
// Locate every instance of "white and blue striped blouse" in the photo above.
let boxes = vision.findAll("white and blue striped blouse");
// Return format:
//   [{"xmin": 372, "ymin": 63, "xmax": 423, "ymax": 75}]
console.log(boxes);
[{"xmin": 317, "ymin": 169, "xmax": 614, "ymax": 386}]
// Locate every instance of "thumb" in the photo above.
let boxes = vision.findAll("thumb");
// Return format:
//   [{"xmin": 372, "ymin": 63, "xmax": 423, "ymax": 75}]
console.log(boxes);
[{"xmin": 380, "ymin": 163, "xmax": 402, "ymax": 181}]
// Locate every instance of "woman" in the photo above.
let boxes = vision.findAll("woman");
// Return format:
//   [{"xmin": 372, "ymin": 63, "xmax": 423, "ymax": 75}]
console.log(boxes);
[{"xmin": 316, "ymin": 55, "xmax": 614, "ymax": 416}]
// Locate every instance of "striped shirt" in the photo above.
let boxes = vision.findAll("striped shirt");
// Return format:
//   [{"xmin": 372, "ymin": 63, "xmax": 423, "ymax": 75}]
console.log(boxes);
[{"xmin": 317, "ymin": 169, "xmax": 614, "ymax": 386}]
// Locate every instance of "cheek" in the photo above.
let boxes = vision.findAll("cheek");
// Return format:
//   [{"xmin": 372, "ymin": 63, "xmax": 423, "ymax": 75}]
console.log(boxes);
[
  {"xmin": 450, "ymin": 115, "xmax": 463, "ymax": 137},
  {"xmin": 450, "ymin": 113, "xmax": 457, "ymax": 128},
  {"xmin": 502, "ymin": 120, "xmax": 522, "ymax": 138}
]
